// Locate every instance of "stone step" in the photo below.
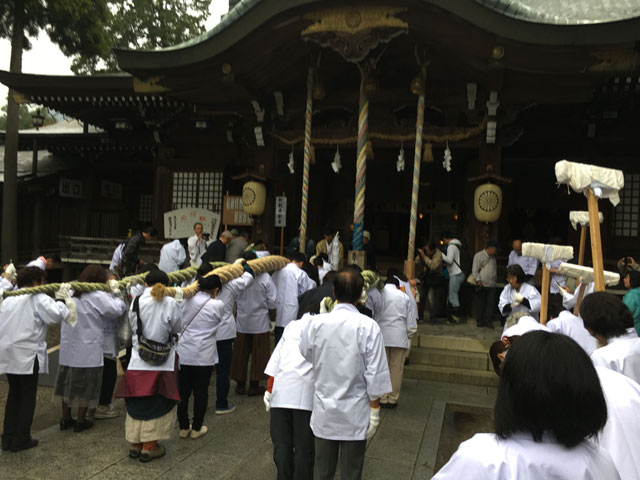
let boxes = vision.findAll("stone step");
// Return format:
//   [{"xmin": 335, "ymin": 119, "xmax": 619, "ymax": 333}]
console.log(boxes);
[
  {"xmin": 415, "ymin": 334, "xmax": 495, "ymax": 354},
  {"xmin": 409, "ymin": 347, "xmax": 490, "ymax": 372},
  {"xmin": 404, "ymin": 363, "xmax": 499, "ymax": 387}
]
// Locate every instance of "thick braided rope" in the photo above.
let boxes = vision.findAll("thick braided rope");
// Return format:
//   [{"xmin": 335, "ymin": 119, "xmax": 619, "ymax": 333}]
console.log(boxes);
[
  {"xmin": 149, "ymin": 256, "xmax": 290, "ymax": 300},
  {"xmin": 352, "ymin": 77, "xmax": 368, "ymax": 251},
  {"xmin": 299, "ymin": 65, "xmax": 314, "ymax": 251},
  {"xmin": 2, "ymin": 261, "xmax": 226, "ymax": 298},
  {"xmin": 407, "ymin": 69, "xmax": 426, "ymax": 263}
]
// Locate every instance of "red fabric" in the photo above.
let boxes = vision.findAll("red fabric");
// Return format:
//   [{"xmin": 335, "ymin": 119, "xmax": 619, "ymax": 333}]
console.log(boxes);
[
  {"xmin": 114, "ymin": 368, "xmax": 180, "ymax": 402},
  {"xmin": 267, "ymin": 375, "xmax": 274, "ymax": 393}
]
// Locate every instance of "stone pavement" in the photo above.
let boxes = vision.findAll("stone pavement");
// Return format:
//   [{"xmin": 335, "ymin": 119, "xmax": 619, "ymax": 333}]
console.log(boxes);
[{"xmin": 0, "ymin": 376, "xmax": 497, "ymax": 479}]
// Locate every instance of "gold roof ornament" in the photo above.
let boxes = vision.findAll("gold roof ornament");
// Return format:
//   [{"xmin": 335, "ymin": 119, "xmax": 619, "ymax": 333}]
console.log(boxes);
[
  {"xmin": 302, "ymin": 6, "xmax": 408, "ymax": 63},
  {"xmin": 133, "ymin": 76, "xmax": 170, "ymax": 93}
]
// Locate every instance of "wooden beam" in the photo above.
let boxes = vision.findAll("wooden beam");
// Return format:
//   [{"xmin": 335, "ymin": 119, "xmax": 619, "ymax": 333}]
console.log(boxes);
[{"xmin": 587, "ymin": 189, "xmax": 605, "ymax": 291}]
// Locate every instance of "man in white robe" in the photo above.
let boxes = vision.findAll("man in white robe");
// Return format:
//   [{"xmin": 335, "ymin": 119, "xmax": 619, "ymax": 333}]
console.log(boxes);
[
  {"xmin": 547, "ymin": 309, "xmax": 597, "ymax": 355},
  {"xmin": 591, "ymin": 328, "xmax": 640, "ymax": 384},
  {"xmin": 158, "ymin": 239, "xmax": 187, "ymax": 273},
  {"xmin": 187, "ymin": 222, "xmax": 209, "ymax": 267},
  {"xmin": 507, "ymin": 239, "xmax": 538, "ymax": 283},
  {"xmin": 272, "ymin": 253, "xmax": 316, "ymax": 345},
  {"xmin": 300, "ymin": 269, "xmax": 391, "ymax": 480}
]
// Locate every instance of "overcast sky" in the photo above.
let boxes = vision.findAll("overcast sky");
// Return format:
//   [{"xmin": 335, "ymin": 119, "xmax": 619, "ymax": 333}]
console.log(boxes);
[{"xmin": 0, "ymin": 0, "xmax": 229, "ymax": 109}]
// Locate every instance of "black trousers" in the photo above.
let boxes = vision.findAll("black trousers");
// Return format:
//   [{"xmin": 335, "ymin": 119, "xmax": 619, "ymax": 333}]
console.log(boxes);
[
  {"xmin": 99, "ymin": 357, "xmax": 118, "ymax": 406},
  {"xmin": 177, "ymin": 364, "xmax": 213, "ymax": 430},
  {"xmin": 216, "ymin": 338, "xmax": 233, "ymax": 409},
  {"xmin": 2, "ymin": 358, "xmax": 39, "ymax": 449},
  {"xmin": 274, "ymin": 326, "xmax": 285, "ymax": 347},
  {"xmin": 314, "ymin": 437, "xmax": 366, "ymax": 480},
  {"xmin": 270, "ymin": 408, "xmax": 314, "ymax": 480},
  {"xmin": 474, "ymin": 286, "xmax": 497, "ymax": 326}
]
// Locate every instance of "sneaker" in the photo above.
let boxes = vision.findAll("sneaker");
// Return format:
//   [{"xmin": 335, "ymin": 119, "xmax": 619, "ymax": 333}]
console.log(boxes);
[
  {"xmin": 60, "ymin": 418, "xmax": 76, "ymax": 431},
  {"xmin": 179, "ymin": 428, "xmax": 191, "ymax": 439},
  {"xmin": 190, "ymin": 426, "xmax": 208, "ymax": 439},
  {"xmin": 95, "ymin": 405, "xmax": 120, "ymax": 419},
  {"xmin": 139, "ymin": 444, "xmax": 166, "ymax": 463},
  {"xmin": 215, "ymin": 403, "xmax": 236, "ymax": 415},
  {"xmin": 73, "ymin": 421, "xmax": 94, "ymax": 433}
]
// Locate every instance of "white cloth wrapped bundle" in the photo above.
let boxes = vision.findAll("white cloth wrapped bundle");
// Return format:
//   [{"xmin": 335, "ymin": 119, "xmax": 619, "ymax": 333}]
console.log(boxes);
[
  {"xmin": 522, "ymin": 243, "xmax": 573, "ymax": 269},
  {"xmin": 569, "ymin": 211, "xmax": 604, "ymax": 230},
  {"xmin": 555, "ymin": 160, "xmax": 624, "ymax": 206},
  {"xmin": 558, "ymin": 263, "xmax": 619, "ymax": 286}
]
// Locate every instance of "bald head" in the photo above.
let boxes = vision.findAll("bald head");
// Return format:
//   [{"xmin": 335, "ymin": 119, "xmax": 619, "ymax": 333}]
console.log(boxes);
[
  {"xmin": 512, "ymin": 240, "xmax": 522, "ymax": 254},
  {"xmin": 334, "ymin": 269, "xmax": 364, "ymax": 305}
]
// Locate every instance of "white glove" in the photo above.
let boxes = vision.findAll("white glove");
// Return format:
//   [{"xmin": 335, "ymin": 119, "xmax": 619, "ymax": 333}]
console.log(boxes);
[
  {"xmin": 366, "ymin": 407, "xmax": 380, "ymax": 441},
  {"xmin": 263, "ymin": 390, "xmax": 272, "ymax": 412},
  {"xmin": 55, "ymin": 283, "xmax": 72, "ymax": 301},
  {"xmin": 55, "ymin": 283, "xmax": 77, "ymax": 327},
  {"xmin": 174, "ymin": 286, "xmax": 184, "ymax": 303},
  {"xmin": 513, "ymin": 292, "xmax": 524, "ymax": 305},
  {"xmin": 2, "ymin": 263, "xmax": 16, "ymax": 282},
  {"xmin": 107, "ymin": 279, "xmax": 121, "ymax": 296},
  {"xmin": 407, "ymin": 326, "xmax": 418, "ymax": 339}
]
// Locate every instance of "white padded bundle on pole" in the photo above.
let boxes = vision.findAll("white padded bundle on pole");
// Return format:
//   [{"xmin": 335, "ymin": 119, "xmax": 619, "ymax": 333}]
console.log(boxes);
[
  {"xmin": 569, "ymin": 211, "xmax": 604, "ymax": 230},
  {"xmin": 558, "ymin": 263, "xmax": 620, "ymax": 315},
  {"xmin": 556, "ymin": 160, "xmax": 623, "ymax": 291},
  {"xmin": 522, "ymin": 242, "xmax": 574, "ymax": 324}
]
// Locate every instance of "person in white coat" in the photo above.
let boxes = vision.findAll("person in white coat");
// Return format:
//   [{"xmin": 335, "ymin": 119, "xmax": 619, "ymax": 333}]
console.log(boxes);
[
  {"xmin": 300, "ymin": 269, "xmax": 392, "ymax": 480},
  {"xmin": 272, "ymin": 252, "xmax": 316, "ymax": 345},
  {"xmin": 376, "ymin": 277, "xmax": 417, "ymax": 408},
  {"xmin": 434, "ymin": 331, "xmax": 617, "ymax": 480},
  {"xmin": 55, "ymin": 265, "xmax": 126, "ymax": 432},
  {"xmin": 264, "ymin": 312, "xmax": 316, "ymax": 480},
  {"xmin": 0, "ymin": 267, "xmax": 69, "ymax": 452},
  {"xmin": 213, "ymin": 262, "xmax": 255, "ymax": 415},
  {"xmin": 109, "ymin": 242, "xmax": 125, "ymax": 274},
  {"xmin": 158, "ymin": 238, "xmax": 187, "ymax": 273},
  {"xmin": 546, "ymin": 303, "xmax": 597, "ymax": 355},
  {"xmin": 498, "ymin": 265, "xmax": 541, "ymax": 323},
  {"xmin": 114, "ymin": 269, "xmax": 181, "ymax": 462},
  {"xmin": 187, "ymin": 222, "xmax": 210, "ymax": 267},
  {"xmin": 594, "ymin": 366, "xmax": 640, "ymax": 480},
  {"xmin": 581, "ymin": 292, "xmax": 640, "ymax": 384},
  {"xmin": 176, "ymin": 274, "xmax": 225, "ymax": 439},
  {"xmin": 440, "ymin": 233, "xmax": 464, "ymax": 324},
  {"xmin": 506, "ymin": 239, "xmax": 538, "ymax": 284},
  {"xmin": 231, "ymin": 251, "xmax": 278, "ymax": 396}
]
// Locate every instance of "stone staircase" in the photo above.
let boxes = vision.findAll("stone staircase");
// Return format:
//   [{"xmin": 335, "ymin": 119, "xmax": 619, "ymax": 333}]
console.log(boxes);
[{"xmin": 405, "ymin": 329, "xmax": 499, "ymax": 387}]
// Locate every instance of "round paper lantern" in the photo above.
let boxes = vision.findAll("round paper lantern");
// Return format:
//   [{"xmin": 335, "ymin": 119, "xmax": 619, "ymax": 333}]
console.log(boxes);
[
  {"xmin": 474, "ymin": 183, "xmax": 502, "ymax": 223},
  {"xmin": 242, "ymin": 181, "xmax": 266, "ymax": 216}
]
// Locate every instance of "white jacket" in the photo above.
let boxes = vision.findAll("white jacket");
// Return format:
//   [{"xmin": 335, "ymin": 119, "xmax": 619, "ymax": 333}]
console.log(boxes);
[
  {"xmin": 441, "ymin": 239, "xmax": 463, "ymax": 276},
  {"xmin": 128, "ymin": 288, "xmax": 182, "ymax": 372},
  {"xmin": 0, "ymin": 293, "xmax": 69, "ymax": 375},
  {"xmin": 59, "ymin": 291, "xmax": 126, "ymax": 368},
  {"xmin": 158, "ymin": 239, "xmax": 186, "ymax": 273},
  {"xmin": 273, "ymin": 263, "xmax": 316, "ymax": 328},
  {"xmin": 377, "ymin": 284, "xmax": 415, "ymax": 349},
  {"xmin": 265, "ymin": 315, "xmax": 315, "ymax": 411},
  {"xmin": 547, "ymin": 311, "xmax": 597, "ymax": 355},
  {"xmin": 236, "ymin": 272, "xmax": 278, "ymax": 334},
  {"xmin": 591, "ymin": 329, "xmax": 640, "ymax": 385},
  {"xmin": 216, "ymin": 271, "xmax": 254, "ymax": 341},
  {"xmin": 498, "ymin": 283, "xmax": 541, "ymax": 319},
  {"xmin": 299, "ymin": 303, "xmax": 392, "ymax": 441},
  {"xmin": 177, "ymin": 290, "xmax": 225, "ymax": 366}
]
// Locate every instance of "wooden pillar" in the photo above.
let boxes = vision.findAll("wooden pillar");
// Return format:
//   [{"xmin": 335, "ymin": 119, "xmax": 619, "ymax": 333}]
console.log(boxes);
[
  {"xmin": 587, "ymin": 189, "xmax": 605, "ymax": 291},
  {"xmin": 153, "ymin": 165, "xmax": 172, "ymax": 238},
  {"xmin": 578, "ymin": 225, "xmax": 587, "ymax": 266}
]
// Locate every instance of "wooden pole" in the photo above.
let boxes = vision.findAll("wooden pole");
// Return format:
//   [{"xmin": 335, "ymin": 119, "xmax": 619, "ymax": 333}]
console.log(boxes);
[
  {"xmin": 587, "ymin": 189, "xmax": 605, "ymax": 291},
  {"xmin": 540, "ymin": 264, "xmax": 550, "ymax": 324},
  {"xmin": 573, "ymin": 283, "xmax": 587, "ymax": 316},
  {"xmin": 578, "ymin": 225, "xmax": 587, "ymax": 266}
]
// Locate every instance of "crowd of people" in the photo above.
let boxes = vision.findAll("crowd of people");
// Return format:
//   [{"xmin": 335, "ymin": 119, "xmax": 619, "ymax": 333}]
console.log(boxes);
[{"xmin": 1, "ymin": 222, "xmax": 640, "ymax": 480}]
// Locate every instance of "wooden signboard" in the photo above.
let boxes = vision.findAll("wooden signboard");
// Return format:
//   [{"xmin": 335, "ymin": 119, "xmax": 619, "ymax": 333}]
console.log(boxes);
[
  {"xmin": 164, "ymin": 208, "xmax": 220, "ymax": 239},
  {"xmin": 222, "ymin": 195, "xmax": 253, "ymax": 227}
]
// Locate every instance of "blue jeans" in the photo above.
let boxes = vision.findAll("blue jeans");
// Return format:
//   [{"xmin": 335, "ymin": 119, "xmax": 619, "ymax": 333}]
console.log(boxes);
[
  {"xmin": 448, "ymin": 273, "xmax": 465, "ymax": 308},
  {"xmin": 216, "ymin": 338, "xmax": 234, "ymax": 409}
]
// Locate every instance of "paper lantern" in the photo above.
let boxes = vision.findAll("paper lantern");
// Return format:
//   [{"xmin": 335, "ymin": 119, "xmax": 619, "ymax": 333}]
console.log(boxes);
[
  {"xmin": 242, "ymin": 181, "xmax": 266, "ymax": 216},
  {"xmin": 474, "ymin": 182, "xmax": 502, "ymax": 223}
]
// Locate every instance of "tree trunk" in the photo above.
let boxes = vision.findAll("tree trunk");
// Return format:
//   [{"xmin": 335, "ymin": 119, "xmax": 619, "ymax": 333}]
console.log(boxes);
[{"xmin": 2, "ymin": 0, "xmax": 25, "ymax": 264}]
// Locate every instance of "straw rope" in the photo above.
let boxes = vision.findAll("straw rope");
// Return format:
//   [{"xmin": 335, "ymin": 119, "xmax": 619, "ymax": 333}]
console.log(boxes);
[{"xmin": 299, "ymin": 65, "xmax": 314, "ymax": 251}]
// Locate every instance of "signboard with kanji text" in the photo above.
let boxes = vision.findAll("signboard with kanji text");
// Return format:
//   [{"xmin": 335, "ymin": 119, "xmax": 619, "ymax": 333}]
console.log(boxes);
[
  {"xmin": 222, "ymin": 195, "xmax": 253, "ymax": 226},
  {"xmin": 275, "ymin": 196, "xmax": 287, "ymax": 227},
  {"xmin": 164, "ymin": 208, "xmax": 220, "ymax": 239}
]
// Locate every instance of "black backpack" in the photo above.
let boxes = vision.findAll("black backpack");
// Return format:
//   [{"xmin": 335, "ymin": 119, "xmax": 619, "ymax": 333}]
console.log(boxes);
[{"xmin": 450, "ymin": 240, "xmax": 473, "ymax": 276}]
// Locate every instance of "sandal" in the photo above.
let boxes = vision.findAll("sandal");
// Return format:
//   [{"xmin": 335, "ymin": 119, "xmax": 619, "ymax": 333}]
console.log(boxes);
[{"xmin": 139, "ymin": 444, "xmax": 166, "ymax": 463}]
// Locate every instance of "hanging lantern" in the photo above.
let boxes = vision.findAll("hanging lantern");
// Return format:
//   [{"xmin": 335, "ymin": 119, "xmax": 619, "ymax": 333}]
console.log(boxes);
[
  {"xmin": 242, "ymin": 181, "xmax": 266, "ymax": 216},
  {"xmin": 312, "ymin": 81, "xmax": 326, "ymax": 100},
  {"xmin": 410, "ymin": 75, "xmax": 424, "ymax": 95},
  {"xmin": 474, "ymin": 182, "xmax": 502, "ymax": 223}
]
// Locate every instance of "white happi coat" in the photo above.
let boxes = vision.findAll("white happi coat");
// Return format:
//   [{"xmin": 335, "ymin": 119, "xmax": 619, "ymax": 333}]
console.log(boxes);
[
  {"xmin": 59, "ymin": 291, "xmax": 126, "ymax": 368},
  {"xmin": 432, "ymin": 432, "xmax": 620, "ymax": 480},
  {"xmin": 498, "ymin": 282, "xmax": 541, "ymax": 318},
  {"xmin": 501, "ymin": 315, "xmax": 549, "ymax": 338},
  {"xmin": 177, "ymin": 290, "xmax": 225, "ymax": 366},
  {"xmin": 236, "ymin": 272, "xmax": 277, "ymax": 334},
  {"xmin": 109, "ymin": 243, "xmax": 125, "ymax": 272},
  {"xmin": 0, "ymin": 293, "xmax": 69, "ymax": 375},
  {"xmin": 377, "ymin": 284, "xmax": 415, "ymax": 349},
  {"xmin": 0, "ymin": 277, "xmax": 15, "ymax": 291},
  {"xmin": 265, "ymin": 314, "xmax": 315, "ymax": 411},
  {"xmin": 395, "ymin": 276, "xmax": 419, "ymax": 325},
  {"xmin": 26, "ymin": 256, "xmax": 47, "ymax": 270},
  {"xmin": 563, "ymin": 282, "xmax": 594, "ymax": 310},
  {"xmin": 128, "ymin": 287, "xmax": 182, "ymax": 372},
  {"xmin": 158, "ymin": 239, "xmax": 186, "ymax": 273},
  {"xmin": 591, "ymin": 328, "xmax": 640, "ymax": 384},
  {"xmin": 299, "ymin": 303, "xmax": 392, "ymax": 441},
  {"xmin": 273, "ymin": 263, "xmax": 316, "ymax": 328},
  {"xmin": 507, "ymin": 250, "xmax": 539, "ymax": 276},
  {"xmin": 365, "ymin": 287, "xmax": 382, "ymax": 319},
  {"xmin": 547, "ymin": 310, "xmax": 597, "ymax": 355},
  {"xmin": 216, "ymin": 271, "xmax": 254, "ymax": 341},
  {"xmin": 595, "ymin": 366, "xmax": 640, "ymax": 480},
  {"xmin": 187, "ymin": 234, "xmax": 207, "ymax": 267}
]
